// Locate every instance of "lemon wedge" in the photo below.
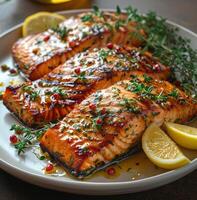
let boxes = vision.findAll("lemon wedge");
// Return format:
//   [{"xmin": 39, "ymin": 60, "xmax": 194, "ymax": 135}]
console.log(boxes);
[
  {"xmin": 142, "ymin": 124, "xmax": 190, "ymax": 169},
  {"xmin": 165, "ymin": 122, "xmax": 197, "ymax": 150},
  {"xmin": 22, "ymin": 12, "xmax": 66, "ymax": 36}
]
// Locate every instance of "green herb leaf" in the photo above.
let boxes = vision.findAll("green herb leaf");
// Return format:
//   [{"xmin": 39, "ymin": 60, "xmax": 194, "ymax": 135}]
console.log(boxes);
[
  {"xmin": 92, "ymin": 5, "xmax": 103, "ymax": 17},
  {"xmin": 116, "ymin": 5, "xmax": 121, "ymax": 15},
  {"xmin": 124, "ymin": 6, "xmax": 197, "ymax": 98},
  {"xmin": 52, "ymin": 26, "xmax": 70, "ymax": 39},
  {"xmin": 168, "ymin": 89, "xmax": 179, "ymax": 98},
  {"xmin": 81, "ymin": 14, "xmax": 93, "ymax": 22},
  {"xmin": 10, "ymin": 123, "xmax": 55, "ymax": 155},
  {"xmin": 114, "ymin": 19, "xmax": 125, "ymax": 30},
  {"xmin": 143, "ymin": 74, "xmax": 153, "ymax": 83}
]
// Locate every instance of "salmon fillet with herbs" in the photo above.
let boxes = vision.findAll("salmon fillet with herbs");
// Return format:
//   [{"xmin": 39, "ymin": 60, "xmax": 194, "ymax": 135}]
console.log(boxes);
[
  {"xmin": 40, "ymin": 75, "xmax": 197, "ymax": 178},
  {"xmin": 4, "ymin": 46, "xmax": 169, "ymax": 128},
  {"xmin": 12, "ymin": 10, "xmax": 143, "ymax": 81}
]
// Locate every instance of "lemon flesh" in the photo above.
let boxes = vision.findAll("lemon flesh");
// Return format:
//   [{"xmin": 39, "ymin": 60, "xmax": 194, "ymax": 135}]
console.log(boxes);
[
  {"xmin": 22, "ymin": 12, "xmax": 66, "ymax": 36},
  {"xmin": 165, "ymin": 122, "xmax": 197, "ymax": 150},
  {"xmin": 142, "ymin": 124, "xmax": 190, "ymax": 170},
  {"xmin": 36, "ymin": 0, "xmax": 71, "ymax": 4}
]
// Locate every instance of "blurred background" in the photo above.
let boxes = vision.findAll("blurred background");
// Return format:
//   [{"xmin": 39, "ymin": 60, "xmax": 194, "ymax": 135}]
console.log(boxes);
[{"xmin": 0, "ymin": 0, "xmax": 197, "ymax": 35}]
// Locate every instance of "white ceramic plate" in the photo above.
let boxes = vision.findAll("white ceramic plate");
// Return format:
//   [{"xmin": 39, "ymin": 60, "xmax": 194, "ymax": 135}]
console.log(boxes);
[{"xmin": 0, "ymin": 9, "xmax": 197, "ymax": 195}]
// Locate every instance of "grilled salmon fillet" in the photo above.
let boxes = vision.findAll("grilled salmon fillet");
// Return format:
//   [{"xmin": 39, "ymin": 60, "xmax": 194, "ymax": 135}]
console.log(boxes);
[
  {"xmin": 4, "ymin": 46, "xmax": 170, "ymax": 128},
  {"xmin": 12, "ymin": 11, "xmax": 143, "ymax": 81},
  {"xmin": 40, "ymin": 75, "xmax": 197, "ymax": 178}
]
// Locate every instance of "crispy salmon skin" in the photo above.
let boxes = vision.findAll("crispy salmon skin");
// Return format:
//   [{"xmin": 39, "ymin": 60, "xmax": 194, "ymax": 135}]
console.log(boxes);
[
  {"xmin": 4, "ymin": 46, "xmax": 169, "ymax": 128},
  {"xmin": 40, "ymin": 75, "xmax": 197, "ymax": 178},
  {"xmin": 12, "ymin": 11, "xmax": 143, "ymax": 80}
]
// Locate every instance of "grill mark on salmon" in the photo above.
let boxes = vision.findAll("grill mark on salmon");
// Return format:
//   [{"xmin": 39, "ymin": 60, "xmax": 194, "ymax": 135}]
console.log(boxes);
[
  {"xmin": 40, "ymin": 75, "xmax": 197, "ymax": 178},
  {"xmin": 4, "ymin": 46, "xmax": 170, "ymax": 128},
  {"xmin": 12, "ymin": 12, "xmax": 143, "ymax": 81}
]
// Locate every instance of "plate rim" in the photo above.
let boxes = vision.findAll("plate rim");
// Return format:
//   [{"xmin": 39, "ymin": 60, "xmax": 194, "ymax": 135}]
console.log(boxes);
[{"xmin": 0, "ymin": 8, "xmax": 197, "ymax": 193}]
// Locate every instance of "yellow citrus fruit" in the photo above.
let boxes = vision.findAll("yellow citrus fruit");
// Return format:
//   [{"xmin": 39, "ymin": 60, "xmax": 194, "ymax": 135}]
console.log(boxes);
[
  {"xmin": 165, "ymin": 122, "xmax": 197, "ymax": 150},
  {"xmin": 142, "ymin": 124, "xmax": 190, "ymax": 170},
  {"xmin": 35, "ymin": 0, "xmax": 71, "ymax": 4},
  {"xmin": 22, "ymin": 12, "xmax": 65, "ymax": 36}
]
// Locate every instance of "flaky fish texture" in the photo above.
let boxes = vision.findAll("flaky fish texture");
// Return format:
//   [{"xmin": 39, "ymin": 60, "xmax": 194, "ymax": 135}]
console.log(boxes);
[
  {"xmin": 4, "ymin": 46, "xmax": 169, "ymax": 128},
  {"xmin": 40, "ymin": 75, "xmax": 197, "ymax": 178}
]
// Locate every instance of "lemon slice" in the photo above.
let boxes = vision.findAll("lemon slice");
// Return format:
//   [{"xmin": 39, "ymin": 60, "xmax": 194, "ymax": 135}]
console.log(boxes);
[
  {"xmin": 22, "ymin": 12, "xmax": 66, "ymax": 36},
  {"xmin": 165, "ymin": 122, "xmax": 197, "ymax": 150},
  {"xmin": 142, "ymin": 124, "xmax": 190, "ymax": 169},
  {"xmin": 36, "ymin": 0, "xmax": 71, "ymax": 4}
]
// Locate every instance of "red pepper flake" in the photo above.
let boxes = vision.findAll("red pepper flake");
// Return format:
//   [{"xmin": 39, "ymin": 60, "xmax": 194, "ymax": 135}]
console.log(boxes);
[
  {"xmin": 9, "ymin": 135, "xmax": 18, "ymax": 144},
  {"xmin": 45, "ymin": 164, "xmax": 54, "ymax": 172},
  {"xmin": 101, "ymin": 108, "xmax": 106, "ymax": 115},
  {"xmin": 96, "ymin": 118, "xmax": 102, "ymax": 125},
  {"xmin": 107, "ymin": 43, "xmax": 113, "ymax": 49},
  {"xmin": 89, "ymin": 103, "xmax": 96, "ymax": 111},
  {"xmin": 153, "ymin": 64, "xmax": 161, "ymax": 71},
  {"xmin": 1, "ymin": 64, "xmax": 9, "ymax": 72},
  {"xmin": 106, "ymin": 167, "xmax": 116, "ymax": 176},
  {"xmin": 9, "ymin": 68, "xmax": 18, "ymax": 76},
  {"xmin": 136, "ymin": 162, "xmax": 139, "ymax": 166},
  {"xmin": 43, "ymin": 35, "xmax": 50, "ymax": 42},
  {"xmin": 74, "ymin": 67, "xmax": 81, "ymax": 75},
  {"xmin": 69, "ymin": 41, "xmax": 76, "ymax": 48},
  {"xmin": 52, "ymin": 93, "xmax": 60, "ymax": 100}
]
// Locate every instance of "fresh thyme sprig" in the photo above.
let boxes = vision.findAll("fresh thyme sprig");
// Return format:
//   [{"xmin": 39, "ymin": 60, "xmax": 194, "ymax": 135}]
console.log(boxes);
[
  {"xmin": 10, "ymin": 123, "xmax": 55, "ymax": 155},
  {"xmin": 125, "ymin": 6, "xmax": 197, "ymax": 98}
]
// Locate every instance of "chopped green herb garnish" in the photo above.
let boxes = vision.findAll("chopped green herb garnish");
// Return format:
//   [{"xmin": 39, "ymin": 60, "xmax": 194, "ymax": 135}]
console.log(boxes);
[
  {"xmin": 127, "ymin": 81, "xmax": 154, "ymax": 96},
  {"xmin": 30, "ymin": 91, "xmax": 40, "ymax": 101},
  {"xmin": 52, "ymin": 26, "xmax": 70, "ymax": 39},
  {"xmin": 72, "ymin": 71, "xmax": 87, "ymax": 82},
  {"xmin": 22, "ymin": 85, "xmax": 32, "ymax": 92},
  {"xmin": 115, "ymin": 19, "xmax": 125, "ymax": 30},
  {"xmin": 127, "ymin": 78, "xmax": 168, "ymax": 104},
  {"xmin": 99, "ymin": 49, "xmax": 110, "ymax": 61},
  {"xmin": 168, "ymin": 89, "xmax": 179, "ymax": 98},
  {"xmin": 45, "ymin": 87, "xmax": 67, "ymax": 97},
  {"xmin": 119, "ymin": 98, "xmax": 140, "ymax": 114},
  {"xmin": 153, "ymin": 91, "xmax": 168, "ymax": 103},
  {"xmin": 22, "ymin": 85, "xmax": 40, "ymax": 101},
  {"xmin": 143, "ymin": 74, "xmax": 153, "ymax": 83},
  {"xmin": 53, "ymin": 87, "xmax": 67, "ymax": 97},
  {"xmin": 81, "ymin": 14, "xmax": 93, "ymax": 22},
  {"xmin": 104, "ymin": 22, "xmax": 113, "ymax": 31}
]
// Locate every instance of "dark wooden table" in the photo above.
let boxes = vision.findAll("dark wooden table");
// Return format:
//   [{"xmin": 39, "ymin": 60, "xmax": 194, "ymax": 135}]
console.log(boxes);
[{"xmin": 0, "ymin": 0, "xmax": 196, "ymax": 199}]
